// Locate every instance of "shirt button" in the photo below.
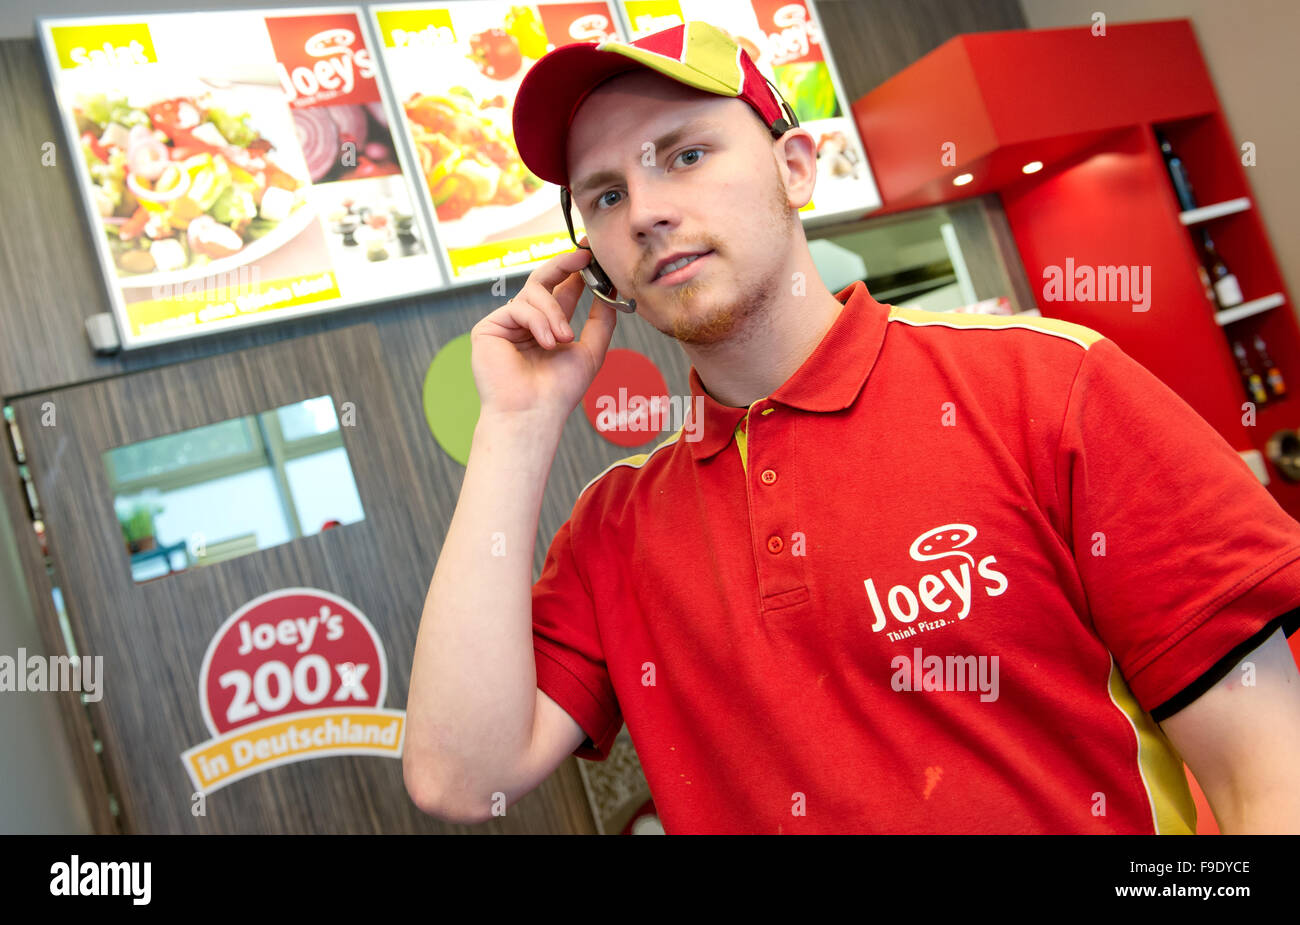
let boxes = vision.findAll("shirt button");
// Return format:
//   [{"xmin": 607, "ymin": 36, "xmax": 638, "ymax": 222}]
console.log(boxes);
[
  {"xmin": 761, "ymin": 468, "xmax": 777, "ymax": 485},
  {"xmin": 767, "ymin": 535, "xmax": 783, "ymax": 554}
]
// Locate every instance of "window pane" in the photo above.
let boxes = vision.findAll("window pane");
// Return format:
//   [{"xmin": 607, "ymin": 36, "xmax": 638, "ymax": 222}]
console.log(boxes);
[
  {"xmin": 277, "ymin": 396, "xmax": 339, "ymax": 441},
  {"xmin": 103, "ymin": 394, "xmax": 364, "ymax": 583},
  {"xmin": 108, "ymin": 419, "xmax": 254, "ymax": 484},
  {"xmin": 285, "ymin": 448, "xmax": 365, "ymax": 536}
]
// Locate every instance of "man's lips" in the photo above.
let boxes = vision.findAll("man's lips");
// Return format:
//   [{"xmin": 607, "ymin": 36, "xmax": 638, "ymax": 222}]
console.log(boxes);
[{"xmin": 651, "ymin": 250, "xmax": 714, "ymax": 284}]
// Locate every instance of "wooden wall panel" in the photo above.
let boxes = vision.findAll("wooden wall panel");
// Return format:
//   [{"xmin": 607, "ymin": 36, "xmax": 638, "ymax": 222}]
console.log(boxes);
[
  {"xmin": 815, "ymin": 0, "xmax": 1028, "ymax": 100},
  {"xmin": 0, "ymin": 446, "xmax": 119, "ymax": 833}
]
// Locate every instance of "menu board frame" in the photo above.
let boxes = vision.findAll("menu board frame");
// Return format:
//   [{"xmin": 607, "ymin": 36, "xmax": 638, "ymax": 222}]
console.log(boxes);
[{"xmin": 38, "ymin": 6, "xmax": 447, "ymax": 352}]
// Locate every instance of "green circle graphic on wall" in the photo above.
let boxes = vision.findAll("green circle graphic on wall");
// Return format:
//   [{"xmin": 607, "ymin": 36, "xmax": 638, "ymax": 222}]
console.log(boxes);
[{"xmin": 423, "ymin": 332, "xmax": 480, "ymax": 467}]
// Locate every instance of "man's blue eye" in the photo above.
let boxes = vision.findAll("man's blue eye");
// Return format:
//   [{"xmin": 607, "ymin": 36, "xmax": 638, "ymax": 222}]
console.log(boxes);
[{"xmin": 592, "ymin": 149, "xmax": 704, "ymax": 210}]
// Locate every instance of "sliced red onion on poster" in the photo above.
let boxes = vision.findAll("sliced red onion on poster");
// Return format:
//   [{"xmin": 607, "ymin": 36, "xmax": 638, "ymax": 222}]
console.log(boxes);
[
  {"xmin": 294, "ymin": 108, "xmax": 340, "ymax": 182},
  {"xmin": 365, "ymin": 101, "xmax": 388, "ymax": 129},
  {"xmin": 328, "ymin": 105, "xmax": 369, "ymax": 145}
]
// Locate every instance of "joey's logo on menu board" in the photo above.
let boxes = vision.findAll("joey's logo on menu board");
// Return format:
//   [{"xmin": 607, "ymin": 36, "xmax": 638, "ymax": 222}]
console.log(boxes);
[
  {"xmin": 181, "ymin": 588, "xmax": 405, "ymax": 795},
  {"xmin": 264, "ymin": 14, "xmax": 379, "ymax": 108}
]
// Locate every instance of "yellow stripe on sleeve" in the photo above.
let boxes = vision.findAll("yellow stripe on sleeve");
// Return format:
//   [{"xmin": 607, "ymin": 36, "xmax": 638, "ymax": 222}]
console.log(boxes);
[{"xmin": 1106, "ymin": 655, "xmax": 1197, "ymax": 834}]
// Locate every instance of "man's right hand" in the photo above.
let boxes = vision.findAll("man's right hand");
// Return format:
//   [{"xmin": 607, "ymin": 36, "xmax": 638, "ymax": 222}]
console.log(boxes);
[{"xmin": 470, "ymin": 238, "xmax": 619, "ymax": 422}]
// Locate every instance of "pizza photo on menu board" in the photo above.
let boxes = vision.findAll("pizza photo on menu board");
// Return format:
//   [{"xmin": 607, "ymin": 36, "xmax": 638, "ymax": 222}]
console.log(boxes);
[
  {"xmin": 372, "ymin": 2, "xmax": 625, "ymax": 283},
  {"xmin": 39, "ymin": 7, "xmax": 444, "ymax": 350}
]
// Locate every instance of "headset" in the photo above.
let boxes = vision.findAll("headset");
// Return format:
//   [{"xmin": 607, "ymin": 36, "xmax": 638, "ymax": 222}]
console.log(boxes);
[{"xmin": 560, "ymin": 76, "xmax": 799, "ymax": 314}]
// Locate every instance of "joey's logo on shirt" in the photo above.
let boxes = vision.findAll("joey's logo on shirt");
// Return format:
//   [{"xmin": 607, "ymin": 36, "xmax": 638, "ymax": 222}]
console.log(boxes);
[{"xmin": 863, "ymin": 524, "xmax": 1008, "ymax": 637}]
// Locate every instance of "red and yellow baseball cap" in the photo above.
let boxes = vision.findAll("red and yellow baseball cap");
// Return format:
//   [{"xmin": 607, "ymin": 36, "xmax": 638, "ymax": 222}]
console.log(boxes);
[{"xmin": 512, "ymin": 20, "xmax": 797, "ymax": 188}]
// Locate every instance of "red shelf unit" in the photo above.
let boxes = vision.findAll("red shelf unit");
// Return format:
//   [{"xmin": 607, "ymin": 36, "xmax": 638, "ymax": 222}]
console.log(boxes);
[{"xmin": 852, "ymin": 19, "xmax": 1300, "ymax": 518}]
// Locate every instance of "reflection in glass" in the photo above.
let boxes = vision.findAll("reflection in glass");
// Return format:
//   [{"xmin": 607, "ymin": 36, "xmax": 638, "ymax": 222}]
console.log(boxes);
[
  {"xmin": 103, "ymin": 395, "xmax": 364, "ymax": 583},
  {"xmin": 276, "ymin": 395, "xmax": 339, "ymax": 441},
  {"xmin": 809, "ymin": 207, "xmax": 975, "ymax": 310}
]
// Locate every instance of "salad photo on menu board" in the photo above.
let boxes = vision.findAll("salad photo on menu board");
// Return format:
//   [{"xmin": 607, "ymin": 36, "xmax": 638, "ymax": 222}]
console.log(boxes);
[
  {"xmin": 73, "ymin": 91, "xmax": 313, "ymax": 279},
  {"xmin": 372, "ymin": 2, "xmax": 624, "ymax": 282},
  {"xmin": 617, "ymin": 0, "xmax": 880, "ymax": 225},
  {"xmin": 39, "ymin": 8, "xmax": 443, "ymax": 350}
]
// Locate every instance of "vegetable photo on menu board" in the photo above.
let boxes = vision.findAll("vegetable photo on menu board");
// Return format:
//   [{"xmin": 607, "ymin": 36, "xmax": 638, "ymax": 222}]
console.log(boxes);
[
  {"xmin": 372, "ymin": 2, "xmax": 625, "ymax": 283},
  {"xmin": 39, "ymin": 7, "xmax": 443, "ymax": 351},
  {"xmin": 403, "ymin": 85, "xmax": 541, "ymax": 224},
  {"xmin": 75, "ymin": 92, "xmax": 310, "ymax": 278}
]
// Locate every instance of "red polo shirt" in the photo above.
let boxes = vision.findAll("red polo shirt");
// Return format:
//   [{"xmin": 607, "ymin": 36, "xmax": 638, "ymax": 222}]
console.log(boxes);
[{"xmin": 530, "ymin": 280, "xmax": 1300, "ymax": 834}]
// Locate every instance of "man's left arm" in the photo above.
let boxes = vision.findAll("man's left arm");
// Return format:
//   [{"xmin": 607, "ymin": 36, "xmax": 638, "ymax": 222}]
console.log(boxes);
[{"xmin": 1156, "ymin": 623, "xmax": 1300, "ymax": 834}]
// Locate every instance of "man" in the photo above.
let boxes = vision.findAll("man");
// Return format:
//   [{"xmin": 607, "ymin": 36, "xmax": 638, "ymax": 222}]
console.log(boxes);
[{"xmin": 404, "ymin": 21, "xmax": 1300, "ymax": 834}]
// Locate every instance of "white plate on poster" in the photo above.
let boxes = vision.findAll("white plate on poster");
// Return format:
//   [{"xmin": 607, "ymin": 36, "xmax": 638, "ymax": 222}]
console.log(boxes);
[
  {"xmin": 433, "ymin": 185, "xmax": 559, "ymax": 249},
  {"xmin": 116, "ymin": 204, "xmax": 319, "ymax": 289},
  {"xmin": 71, "ymin": 75, "xmax": 316, "ymax": 290}
]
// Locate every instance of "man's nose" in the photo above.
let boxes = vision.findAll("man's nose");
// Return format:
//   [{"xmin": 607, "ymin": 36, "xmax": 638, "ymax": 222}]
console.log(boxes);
[{"xmin": 624, "ymin": 170, "xmax": 680, "ymax": 240}]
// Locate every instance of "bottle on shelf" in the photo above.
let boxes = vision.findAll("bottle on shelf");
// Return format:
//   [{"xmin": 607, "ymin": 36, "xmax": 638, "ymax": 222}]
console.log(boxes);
[
  {"xmin": 1197, "ymin": 228, "xmax": 1244, "ymax": 309},
  {"xmin": 1195, "ymin": 264, "xmax": 1218, "ymax": 309},
  {"xmin": 1155, "ymin": 128, "xmax": 1199, "ymax": 212},
  {"xmin": 1233, "ymin": 339, "xmax": 1271, "ymax": 405},
  {"xmin": 1252, "ymin": 334, "xmax": 1287, "ymax": 398}
]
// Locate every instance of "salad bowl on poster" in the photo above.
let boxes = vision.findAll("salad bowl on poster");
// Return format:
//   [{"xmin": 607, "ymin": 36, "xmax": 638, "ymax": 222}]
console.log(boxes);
[{"xmin": 71, "ymin": 72, "xmax": 319, "ymax": 289}]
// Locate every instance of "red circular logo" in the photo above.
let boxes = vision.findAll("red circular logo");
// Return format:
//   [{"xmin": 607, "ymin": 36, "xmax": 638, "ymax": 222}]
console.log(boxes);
[
  {"xmin": 199, "ymin": 588, "xmax": 387, "ymax": 736},
  {"xmin": 581, "ymin": 348, "xmax": 672, "ymax": 448}
]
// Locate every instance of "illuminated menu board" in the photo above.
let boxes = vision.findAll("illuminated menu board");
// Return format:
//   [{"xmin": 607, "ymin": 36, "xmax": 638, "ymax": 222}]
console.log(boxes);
[
  {"xmin": 40, "ymin": 2, "xmax": 878, "ymax": 346},
  {"xmin": 39, "ymin": 7, "xmax": 443, "ymax": 350},
  {"xmin": 371, "ymin": 1, "xmax": 625, "ymax": 284}
]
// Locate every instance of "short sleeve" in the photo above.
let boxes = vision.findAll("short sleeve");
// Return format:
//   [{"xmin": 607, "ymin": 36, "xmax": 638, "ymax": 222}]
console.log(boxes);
[
  {"xmin": 1057, "ymin": 337, "xmax": 1300, "ymax": 713},
  {"xmin": 531, "ymin": 515, "xmax": 623, "ymax": 760}
]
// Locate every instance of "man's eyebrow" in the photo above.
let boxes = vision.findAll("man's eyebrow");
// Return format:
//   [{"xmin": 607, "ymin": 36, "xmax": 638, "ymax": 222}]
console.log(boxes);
[{"xmin": 570, "ymin": 118, "xmax": 726, "ymax": 197}]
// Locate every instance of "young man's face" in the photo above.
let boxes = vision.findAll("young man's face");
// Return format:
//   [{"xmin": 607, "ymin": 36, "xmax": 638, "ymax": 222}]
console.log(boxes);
[{"xmin": 565, "ymin": 70, "xmax": 803, "ymax": 345}]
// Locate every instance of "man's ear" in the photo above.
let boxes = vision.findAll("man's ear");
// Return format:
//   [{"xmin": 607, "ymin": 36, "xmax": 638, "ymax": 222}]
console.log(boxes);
[{"xmin": 775, "ymin": 128, "xmax": 818, "ymax": 208}]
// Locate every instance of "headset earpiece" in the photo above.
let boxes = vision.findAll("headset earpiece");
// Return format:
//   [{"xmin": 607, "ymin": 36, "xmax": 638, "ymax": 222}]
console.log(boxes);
[
  {"xmin": 558, "ymin": 185, "xmax": 636, "ymax": 313},
  {"xmin": 763, "ymin": 76, "xmax": 799, "ymax": 135}
]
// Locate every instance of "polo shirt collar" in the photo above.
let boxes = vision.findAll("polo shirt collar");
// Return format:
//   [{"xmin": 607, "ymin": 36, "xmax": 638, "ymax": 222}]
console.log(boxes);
[{"xmin": 683, "ymin": 280, "xmax": 890, "ymax": 462}]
